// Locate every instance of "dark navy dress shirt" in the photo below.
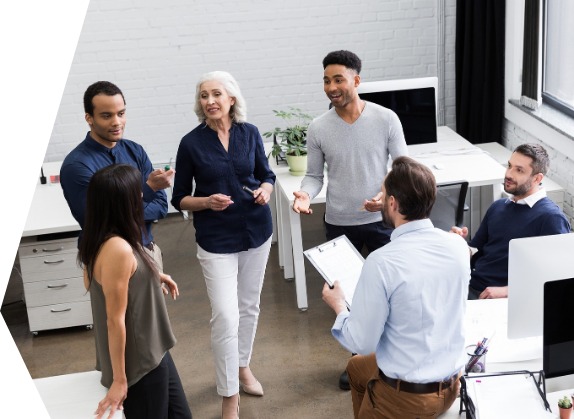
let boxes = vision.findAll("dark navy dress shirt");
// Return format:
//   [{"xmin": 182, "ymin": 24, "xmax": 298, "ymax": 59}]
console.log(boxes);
[
  {"xmin": 60, "ymin": 132, "xmax": 168, "ymax": 246},
  {"xmin": 171, "ymin": 122, "xmax": 275, "ymax": 253}
]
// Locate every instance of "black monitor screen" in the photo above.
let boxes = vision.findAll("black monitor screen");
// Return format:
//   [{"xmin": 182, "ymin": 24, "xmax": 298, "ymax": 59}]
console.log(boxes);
[
  {"xmin": 358, "ymin": 87, "xmax": 437, "ymax": 146},
  {"xmin": 543, "ymin": 277, "xmax": 574, "ymax": 378}
]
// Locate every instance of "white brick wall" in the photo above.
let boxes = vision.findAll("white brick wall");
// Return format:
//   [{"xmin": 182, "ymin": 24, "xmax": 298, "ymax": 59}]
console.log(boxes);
[{"xmin": 45, "ymin": 0, "xmax": 457, "ymax": 164}]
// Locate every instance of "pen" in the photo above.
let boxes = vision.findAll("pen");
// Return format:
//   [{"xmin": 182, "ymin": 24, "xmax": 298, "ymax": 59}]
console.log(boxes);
[{"xmin": 242, "ymin": 185, "xmax": 255, "ymax": 195}]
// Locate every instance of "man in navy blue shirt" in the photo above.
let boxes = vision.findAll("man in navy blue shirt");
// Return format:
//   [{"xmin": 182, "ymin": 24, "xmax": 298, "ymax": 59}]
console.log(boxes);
[
  {"xmin": 452, "ymin": 143, "xmax": 571, "ymax": 299},
  {"xmin": 61, "ymin": 81, "xmax": 173, "ymax": 266}
]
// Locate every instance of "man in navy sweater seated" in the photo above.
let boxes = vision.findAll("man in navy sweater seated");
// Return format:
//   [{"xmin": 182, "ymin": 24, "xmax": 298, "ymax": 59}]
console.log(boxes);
[{"xmin": 452, "ymin": 143, "xmax": 571, "ymax": 299}]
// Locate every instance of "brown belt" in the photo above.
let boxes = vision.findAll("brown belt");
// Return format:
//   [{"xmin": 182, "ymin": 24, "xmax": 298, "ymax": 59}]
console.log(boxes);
[{"xmin": 378, "ymin": 369, "xmax": 459, "ymax": 394}]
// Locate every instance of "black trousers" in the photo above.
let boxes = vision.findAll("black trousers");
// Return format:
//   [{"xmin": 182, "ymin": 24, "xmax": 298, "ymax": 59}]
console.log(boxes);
[
  {"xmin": 123, "ymin": 351, "xmax": 192, "ymax": 419},
  {"xmin": 324, "ymin": 220, "xmax": 392, "ymax": 254}
]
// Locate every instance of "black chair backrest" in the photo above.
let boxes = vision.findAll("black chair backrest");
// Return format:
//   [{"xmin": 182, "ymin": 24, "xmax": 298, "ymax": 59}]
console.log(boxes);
[{"xmin": 429, "ymin": 181, "xmax": 469, "ymax": 231}]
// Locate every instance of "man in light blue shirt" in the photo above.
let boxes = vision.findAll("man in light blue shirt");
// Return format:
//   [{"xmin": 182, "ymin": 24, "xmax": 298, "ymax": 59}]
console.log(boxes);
[{"xmin": 323, "ymin": 156, "xmax": 470, "ymax": 418}]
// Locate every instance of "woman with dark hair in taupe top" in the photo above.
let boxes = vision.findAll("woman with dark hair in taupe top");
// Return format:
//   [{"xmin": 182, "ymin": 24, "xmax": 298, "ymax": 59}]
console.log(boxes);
[{"xmin": 78, "ymin": 163, "xmax": 192, "ymax": 419}]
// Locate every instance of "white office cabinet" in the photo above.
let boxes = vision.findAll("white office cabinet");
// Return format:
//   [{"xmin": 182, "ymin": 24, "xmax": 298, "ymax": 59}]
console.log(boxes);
[{"xmin": 18, "ymin": 237, "xmax": 92, "ymax": 335}]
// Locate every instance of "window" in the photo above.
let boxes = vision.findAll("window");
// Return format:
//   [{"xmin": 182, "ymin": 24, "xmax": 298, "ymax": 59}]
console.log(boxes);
[{"xmin": 542, "ymin": 0, "xmax": 574, "ymax": 117}]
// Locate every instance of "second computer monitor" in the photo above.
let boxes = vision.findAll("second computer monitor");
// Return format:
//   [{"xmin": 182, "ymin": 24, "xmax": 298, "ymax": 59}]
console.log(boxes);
[
  {"xmin": 507, "ymin": 233, "xmax": 574, "ymax": 339},
  {"xmin": 357, "ymin": 77, "xmax": 438, "ymax": 146},
  {"xmin": 543, "ymin": 277, "xmax": 574, "ymax": 378}
]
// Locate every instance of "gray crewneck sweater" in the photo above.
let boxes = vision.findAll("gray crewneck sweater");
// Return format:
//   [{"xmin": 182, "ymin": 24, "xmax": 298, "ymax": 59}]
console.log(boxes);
[{"xmin": 301, "ymin": 102, "xmax": 408, "ymax": 226}]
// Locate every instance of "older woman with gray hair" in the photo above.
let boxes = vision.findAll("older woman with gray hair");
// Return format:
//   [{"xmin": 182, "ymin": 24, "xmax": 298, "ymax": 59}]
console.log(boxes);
[{"xmin": 171, "ymin": 71, "xmax": 275, "ymax": 419}]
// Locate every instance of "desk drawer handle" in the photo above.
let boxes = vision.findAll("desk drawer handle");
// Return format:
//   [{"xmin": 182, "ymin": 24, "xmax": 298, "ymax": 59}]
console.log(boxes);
[
  {"xmin": 43, "ymin": 259, "xmax": 64, "ymax": 264},
  {"xmin": 47, "ymin": 283, "xmax": 68, "ymax": 289},
  {"xmin": 50, "ymin": 307, "xmax": 72, "ymax": 313},
  {"xmin": 41, "ymin": 246, "xmax": 64, "ymax": 253}
]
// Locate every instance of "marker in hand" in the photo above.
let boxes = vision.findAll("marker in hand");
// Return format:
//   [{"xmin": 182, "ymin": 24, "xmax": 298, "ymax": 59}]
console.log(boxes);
[{"xmin": 242, "ymin": 185, "xmax": 255, "ymax": 195}]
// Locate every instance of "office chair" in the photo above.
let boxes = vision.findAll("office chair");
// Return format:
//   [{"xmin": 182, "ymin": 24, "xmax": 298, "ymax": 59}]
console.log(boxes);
[{"xmin": 429, "ymin": 181, "xmax": 469, "ymax": 231}]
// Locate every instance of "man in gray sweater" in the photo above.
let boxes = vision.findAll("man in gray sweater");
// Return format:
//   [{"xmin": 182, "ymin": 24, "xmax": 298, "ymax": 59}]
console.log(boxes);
[{"xmin": 293, "ymin": 50, "xmax": 408, "ymax": 390}]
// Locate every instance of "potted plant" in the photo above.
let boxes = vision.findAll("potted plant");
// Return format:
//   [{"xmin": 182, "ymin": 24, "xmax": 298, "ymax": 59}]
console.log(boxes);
[
  {"xmin": 263, "ymin": 107, "xmax": 313, "ymax": 176},
  {"xmin": 558, "ymin": 395, "xmax": 572, "ymax": 419}
]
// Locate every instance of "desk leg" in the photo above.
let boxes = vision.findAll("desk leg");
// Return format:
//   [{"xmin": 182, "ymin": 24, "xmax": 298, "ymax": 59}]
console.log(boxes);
[
  {"xmin": 276, "ymin": 183, "xmax": 285, "ymax": 268},
  {"xmin": 277, "ymin": 183, "xmax": 294, "ymax": 279},
  {"xmin": 270, "ymin": 188, "xmax": 277, "ymax": 244},
  {"xmin": 287, "ymin": 207, "xmax": 308, "ymax": 311}
]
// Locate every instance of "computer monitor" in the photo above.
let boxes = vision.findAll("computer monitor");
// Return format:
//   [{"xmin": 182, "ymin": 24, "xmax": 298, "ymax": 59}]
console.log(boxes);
[
  {"xmin": 543, "ymin": 277, "xmax": 574, "ymax": 378},
  {"xmin": 357, "ymin": 77, "xmax": 438, "ymax": 146},
  {"xmin": 507, "ymin": 233, "xmax": 574, "ymax": 339}
]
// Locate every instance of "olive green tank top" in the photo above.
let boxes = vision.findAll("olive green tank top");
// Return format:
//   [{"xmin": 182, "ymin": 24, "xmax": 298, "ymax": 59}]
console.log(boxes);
[{"xmin": 89, "ymin": 251, "xmax": 177, "ymax": 388}]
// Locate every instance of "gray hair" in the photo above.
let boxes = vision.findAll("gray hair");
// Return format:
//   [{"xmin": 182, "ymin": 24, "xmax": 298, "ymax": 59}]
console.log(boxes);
[{"xmin": 194, "ymin": 71, "xmax": 247, "ymax": 123}]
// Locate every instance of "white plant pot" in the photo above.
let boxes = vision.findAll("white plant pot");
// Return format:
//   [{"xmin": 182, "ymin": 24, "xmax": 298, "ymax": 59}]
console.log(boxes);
[{"xmin": 286, "ymin": 154, "xmax": 307, "ymax": 176}]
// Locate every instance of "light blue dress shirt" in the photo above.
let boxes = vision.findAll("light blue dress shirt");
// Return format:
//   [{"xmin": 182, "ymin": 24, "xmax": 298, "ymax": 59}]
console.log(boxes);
[{"xmin": 331, "ymin": 219, "xmax": 471, "ymax": 383}]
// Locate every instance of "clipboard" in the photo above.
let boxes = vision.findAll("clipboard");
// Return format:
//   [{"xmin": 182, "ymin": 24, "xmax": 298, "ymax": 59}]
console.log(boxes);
[{"xmin": 303, "ymin": 235, "xmax": 365, "ymax": 309}]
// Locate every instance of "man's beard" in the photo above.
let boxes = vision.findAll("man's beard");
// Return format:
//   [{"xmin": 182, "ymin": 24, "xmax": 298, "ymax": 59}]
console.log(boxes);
[
  {"xmin": 381, "ymin": 202, "xmax": 393, "ymax": 229},
  {"xmin": 504, "ymin": 177, "xmax": 533, "ymax": 197}
]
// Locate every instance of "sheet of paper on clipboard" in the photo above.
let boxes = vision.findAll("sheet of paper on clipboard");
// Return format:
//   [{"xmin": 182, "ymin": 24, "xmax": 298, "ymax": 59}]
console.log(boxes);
[{"xmin": 303, "ymin": 235, "xmax": 365, "ymax": 309}]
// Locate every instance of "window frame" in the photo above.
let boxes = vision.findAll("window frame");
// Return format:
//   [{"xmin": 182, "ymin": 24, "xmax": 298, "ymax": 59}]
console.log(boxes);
[{"xmin": 541, "ymin": 0, "xmax": 574, "ymax": 118}]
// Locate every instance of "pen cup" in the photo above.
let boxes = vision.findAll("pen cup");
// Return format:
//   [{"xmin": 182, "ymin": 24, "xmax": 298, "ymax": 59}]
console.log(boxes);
[{"xmin": 465, "ymin": 344, "xmax": 487, "ymax": 373}]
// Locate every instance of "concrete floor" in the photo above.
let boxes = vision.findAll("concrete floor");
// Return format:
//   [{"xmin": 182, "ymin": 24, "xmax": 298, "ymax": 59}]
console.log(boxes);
[{"xmin": 3, "ymin": 206, "xmax": 358, "ymax": 418}]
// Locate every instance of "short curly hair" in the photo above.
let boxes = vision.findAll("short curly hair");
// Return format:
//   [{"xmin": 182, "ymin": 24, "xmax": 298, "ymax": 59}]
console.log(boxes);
[
  {"xmin": 194, "ymin": 71, "xmax": 247, "ymax": 123},
  {"xmin": 84, "ymin": 81, "xmax": 125, "ymax": 116},
  {"xmin": 322, "ymin": 50, "xmax": 362, "ymax": 74}
]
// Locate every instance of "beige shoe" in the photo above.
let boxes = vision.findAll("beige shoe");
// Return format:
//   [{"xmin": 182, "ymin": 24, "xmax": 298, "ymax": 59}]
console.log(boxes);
[{"xmin": 240, "ymin": 380, "xmax": 264, "ymax": 396}]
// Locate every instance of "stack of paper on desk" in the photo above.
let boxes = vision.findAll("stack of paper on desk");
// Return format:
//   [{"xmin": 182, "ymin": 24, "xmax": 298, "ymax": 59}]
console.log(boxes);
[{"xmin": 464, "ymin": 373, "xmax": 553, "ymax": 419}]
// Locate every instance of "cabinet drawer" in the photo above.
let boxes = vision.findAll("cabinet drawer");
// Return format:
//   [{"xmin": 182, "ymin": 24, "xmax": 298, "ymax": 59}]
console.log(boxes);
[
  {"xmin": 23, "ymin": 277, "xmax": 89, "ymax": 308},
  {"xmin": 20, "ymin": 252, "xmax": 82, "ymax": 283},
  {"xmin": 27, "ymin": 301, "xmax": 93, "ymax": 333},
  {"xmin": 19, "ymin": 237, "xmax": 78, "ymax": 258}
]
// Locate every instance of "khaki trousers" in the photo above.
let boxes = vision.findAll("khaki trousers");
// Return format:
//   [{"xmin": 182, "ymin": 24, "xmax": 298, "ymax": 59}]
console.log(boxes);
[{"xmin": 347, "ymin": 354, "xmax": 459, "ymax": 419}]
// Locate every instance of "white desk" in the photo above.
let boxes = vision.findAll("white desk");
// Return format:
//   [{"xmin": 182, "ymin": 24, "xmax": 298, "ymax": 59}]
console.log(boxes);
[
  {"xmin": 24, "ymin": 159, "xmax": 180, "ymax": 237},
  {"xmin": 34, "ymin": 371, "xmax": 124, "ymax": 419},
  {"xmin": 441, "ymin": 299, "xmax": 574, "ymax": 418},
  {"xmin": 273, "ymin": 126, "xmax": 506, "ymax": 310},
  {"xmin": 23, "ymin": 161, "xmax": 80, "ymax": 237}
]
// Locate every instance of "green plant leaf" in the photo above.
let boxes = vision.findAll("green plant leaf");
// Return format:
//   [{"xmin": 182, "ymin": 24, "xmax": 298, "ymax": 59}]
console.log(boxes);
[{"xmin": 263, "ymin": 107, "xmax": 313, "ymax": 157}]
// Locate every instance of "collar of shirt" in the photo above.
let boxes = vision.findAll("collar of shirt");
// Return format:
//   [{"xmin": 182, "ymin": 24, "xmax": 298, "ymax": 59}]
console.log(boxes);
[
  {"xmin": 507, "ymin": 187, "xmax": 547, "ymax": 207},
  {"xmin": 84, "ymin": 132, "xmax": 120, "ymax": 161},
  {"xmin": 390, "ymin": 218, "xmax": 434, "ymax": 241}
]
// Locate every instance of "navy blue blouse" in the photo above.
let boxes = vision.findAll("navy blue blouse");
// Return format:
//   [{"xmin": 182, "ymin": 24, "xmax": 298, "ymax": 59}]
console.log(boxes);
[{"xmin": 171, "ymin": 122, "xmax": 276, "ymax": 253}]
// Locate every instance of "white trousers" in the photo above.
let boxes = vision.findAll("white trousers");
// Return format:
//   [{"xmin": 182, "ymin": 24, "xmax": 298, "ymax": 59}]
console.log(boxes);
[{"xmin": 196, "ymin": 237, "xmax": 272, "ymax": 397}]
